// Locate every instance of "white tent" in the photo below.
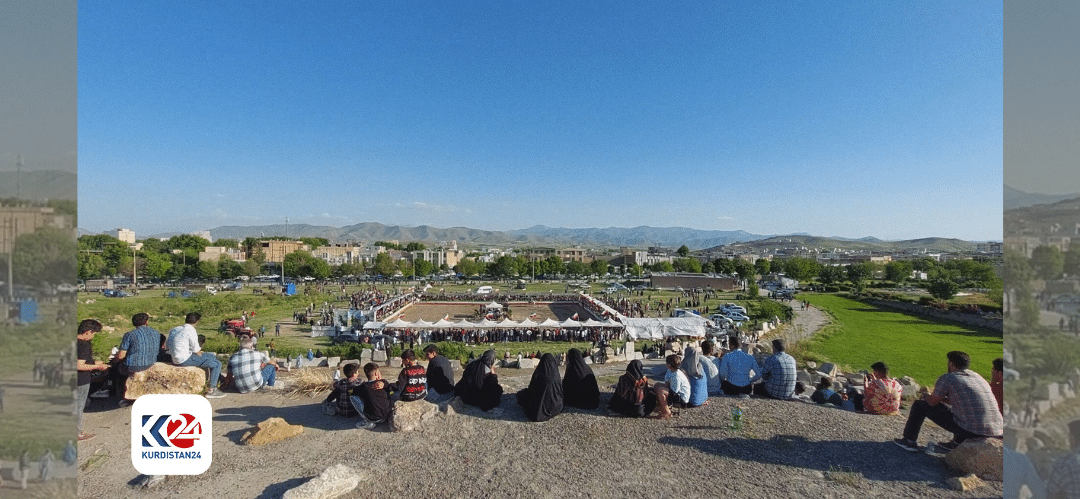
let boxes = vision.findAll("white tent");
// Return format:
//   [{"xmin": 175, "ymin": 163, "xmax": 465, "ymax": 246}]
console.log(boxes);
[
  {"xmin": 581, "ymin": 319, "xmax": 606, "ymax": 328},
  {"xmin": 483, "ymin": 301, "xmax": 503, "ymax": 310},
  {"xmin": 385, "ymin": 318, "xmax": 411, "ymax": 329},
  {"xmin": 538, "ymin": 318, "xmax": 561, "ymax": 328},
  {"xmin": 413, "ymin": 318, "xmax": 433, "ymax": 328},
  {"xmin": 476, "ymin": 319, "xmax": 499, "ymax": 328},
  {"xmin": 560, "ymin": 319, "xmax": 582, "ymax": 328},
  {"xmin": 517, "ymin": 318, "xmax": 539, "ymax": 328},
  {"xmin": 454, "ymin": 319, "xmax": 476, "ymax": 329},
  {"xmin": 431, "ymin": 318, "xmax": 456, "ymax": 328},
  {"xmin": 362, "ymin": 321, "xmax": 385, "ymax": 330},
  {"xmin": 497, "ymin": 318, "xmax": 519, "ymax": 328},
  {"xmin": 622, "ymin": 316, "xmax": 708, "ymax": 340}
]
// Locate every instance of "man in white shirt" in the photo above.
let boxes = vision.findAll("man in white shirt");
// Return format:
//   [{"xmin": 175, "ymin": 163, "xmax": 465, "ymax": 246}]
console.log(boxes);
[
  {"xmin": 701, "ymin": 340, "xmax": 723, "ymax": 395},
  {"xmin": 718, "ymin": 336, "xmax": 759, "ymax": 396},
  {"xmin": 167, "ymin": 312, "xmax": 225, "ymax": 398}
]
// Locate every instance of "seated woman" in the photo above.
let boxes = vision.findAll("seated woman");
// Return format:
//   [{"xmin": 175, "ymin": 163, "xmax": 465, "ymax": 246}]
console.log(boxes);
[
  {"xmin": 455, "ymin": 350, "xmax": 503, "ymax": 411},
  {"xmin": 515, "ymin": 353, "xmax": 563, "ymax": 422},
  {"xmin": 608, "ymin": 360, "xmax": 656, "ymax": 418},
  {"xmin": 680, "ymin": 346, "xmax": 709, "ymax": 407},
  {"xmin": 562, "ymin": 348, "xmax": 600, "ymax": 410}
]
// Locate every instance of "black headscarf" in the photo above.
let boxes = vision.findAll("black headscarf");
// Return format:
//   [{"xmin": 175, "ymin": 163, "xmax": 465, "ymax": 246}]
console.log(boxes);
[
  {"xmin": 562, "ymin": 348, "xmax": 600, "ymax": 409},
  {"xmin": 516, "ymin": 353, "xmax": 563, "ymax": 422},
  {"xmin": 610, "ymin": 360, "xmax": 650, "ymax": 417},
  {"xmin": 456, "ymin": 350, "xmax": 502, "ymax": 410}
]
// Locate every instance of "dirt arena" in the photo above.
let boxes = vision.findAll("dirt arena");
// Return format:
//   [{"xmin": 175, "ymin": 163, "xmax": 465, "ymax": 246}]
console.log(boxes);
[{"xmin": 394, "ymin": 302, "xmax": 594, "ymax": 322}]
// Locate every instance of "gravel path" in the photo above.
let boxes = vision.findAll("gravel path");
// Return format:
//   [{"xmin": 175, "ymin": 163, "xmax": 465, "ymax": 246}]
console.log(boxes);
[{"xmin": 77, "ymin": 353, "xmax": 1001, "ymax": 499}]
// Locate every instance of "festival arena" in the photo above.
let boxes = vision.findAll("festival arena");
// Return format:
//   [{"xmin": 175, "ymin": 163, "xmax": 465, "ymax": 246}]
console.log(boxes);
[{"xmin": 392, "ymin": 301, "xmax": 592, "ymax": 323}]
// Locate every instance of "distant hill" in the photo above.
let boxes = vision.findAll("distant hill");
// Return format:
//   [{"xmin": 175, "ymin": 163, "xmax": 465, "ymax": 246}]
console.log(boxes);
[
  {"xmin": 718, "ymin": 234, "xmax": 981, "ymax": 253},
  {"xmin": 1005, "ymin": 185, "xmax": 1080, "ymax": 210},
  {"xmin": 0, "ymin": 170, "xmax": 75, "ymax": 200},
  {"xmin": 102, "ymin": 223, "xmax": 990, "ymax": 253},
  {"xmin": 1005, "ymin": 195, "xmax": 1080, "ymax": 237}
]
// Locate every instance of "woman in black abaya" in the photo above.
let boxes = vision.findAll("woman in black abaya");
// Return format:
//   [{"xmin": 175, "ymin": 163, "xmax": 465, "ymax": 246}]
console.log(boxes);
[
  {"xmin": 455, "ymin": 349, "xmax": 503, "ymax": 411},
  {"xmin": 608, "ymin": 359, "xmax": 656, "ymax": 417},
  {"xmin": 515, "ymin": 353, "xmax": 563, "ymax": 422},
  {"xmin": 562, "ymin": 348, "xmax": 600, "ymax": 409}
]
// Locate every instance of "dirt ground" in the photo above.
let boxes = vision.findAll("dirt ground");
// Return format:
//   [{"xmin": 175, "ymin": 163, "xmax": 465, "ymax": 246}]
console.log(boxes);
[{"xmin": 394, "ymin": 302, "xmax": 592, "ymax": 322}]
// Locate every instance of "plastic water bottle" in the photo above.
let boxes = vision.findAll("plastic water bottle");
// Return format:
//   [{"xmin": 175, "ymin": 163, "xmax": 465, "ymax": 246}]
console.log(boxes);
[{"xmin": 731, "ymin": 405, "xmax": 743, "ymax": 430}]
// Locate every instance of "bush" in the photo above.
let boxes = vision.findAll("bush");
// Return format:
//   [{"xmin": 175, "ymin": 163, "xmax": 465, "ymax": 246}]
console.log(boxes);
[{"xmin": 426, "ymin": 341, "xmax": 472, "ymax": 364}]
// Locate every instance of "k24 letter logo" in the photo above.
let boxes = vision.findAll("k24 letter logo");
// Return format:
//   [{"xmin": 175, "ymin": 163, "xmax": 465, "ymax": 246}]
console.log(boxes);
[{"xmin": 140, "ymin": 413, "xmax": 202, "ymax": 448}]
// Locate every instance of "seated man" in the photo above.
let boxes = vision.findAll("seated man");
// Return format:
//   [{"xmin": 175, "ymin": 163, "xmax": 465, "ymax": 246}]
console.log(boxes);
[
  {"xmin": 423, "ymin": 344, "xmax": 455, "ymax": 403},
  {"xmin": 168, "ymin": 313, "xmax": 226, "ymax": 398},
  {"xmin": 350, "ymin": 363, "xmax": 394, "ymax": 430},
  {"xmin": 700, "ymin": 341, "xmax": 723, "ymax": 396},
  {"xmin": 752, "ymin": 339, "xmax": 796, "ymax": 399},
  {"xmin": 110, "ymin": 313, "xmax": 162, "ymax": 400},
  {"xmin": 323, "ymin": 363, "xmax": 364, "ymax": 416},
  {"xmin": 718, "ymin": 336, "xmax": 759, "ymax": 396},
  {"xmin": 226, "ymin": 335, "xmax": 278, "ymax": 394},
  {"xmin": 861, "ymin": 361, "xmax": 902, "ymax": 415},
  {"xmin": 653, "ymin": 354, "xmax": 690, "ymax": 419},
  {"xmin": 393, "ymin": 349, "xmax": 427, "ymax": 402},
  {"xmin": 894, "ymin": 351, "xmax": 1003, "ymax": 451}
]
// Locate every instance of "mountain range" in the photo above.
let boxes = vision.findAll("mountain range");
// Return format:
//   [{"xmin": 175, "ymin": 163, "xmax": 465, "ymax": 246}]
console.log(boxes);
[
  {"xmin": 0, "ymin": 170, "xmax": 76, "ymax": 200},
  {"xmin": 116, "ymin": 223, "xmax": 987, "ymax": 252},
  {"xmin": 1005, "ymin": 185, "xmax": 1080, "ymax": 210}
]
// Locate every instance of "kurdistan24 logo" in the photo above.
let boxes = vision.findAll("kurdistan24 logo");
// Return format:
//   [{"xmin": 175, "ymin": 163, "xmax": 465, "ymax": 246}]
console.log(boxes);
[{"xmin": 131, "ymin": 395, "xmax": 213, "ymax": 475}]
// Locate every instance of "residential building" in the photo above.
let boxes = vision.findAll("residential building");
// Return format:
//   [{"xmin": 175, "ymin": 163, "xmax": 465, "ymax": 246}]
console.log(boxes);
[{"xmin": 106, "ymin": 227, "xmax": 136, "ymax": 244}]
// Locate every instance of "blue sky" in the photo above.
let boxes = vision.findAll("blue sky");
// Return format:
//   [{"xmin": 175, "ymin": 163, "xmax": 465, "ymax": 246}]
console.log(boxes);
[{"xmin": 78, "ymin": 1, "xmax": 1002, "ymax": 241}]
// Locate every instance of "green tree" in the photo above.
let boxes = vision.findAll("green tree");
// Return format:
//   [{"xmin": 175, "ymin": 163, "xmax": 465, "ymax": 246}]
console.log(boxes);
[
  {"xmin": 818, "ymin": 265, "xmax": 846, "ymax": 285},
  {"xmin": 373, "ymin": 252, "xmax": 397, "ymax": 276},
  {"xmin": 701, "ymin": 262, "xmax": 714, "ymax": 273},
  {"xmin": 566, "ymin": 261, "xmax": 588, "ymax": 276},
  {"xmin": 142, "ymin": 251, "xmax": 173, "ymax": 280},
  {"xmin": 404, "ymin": 242, "xmax": 426, "ymax": 252},
  {"xmin": 78, "ymin": 252, "xmax": 106, "ymax": 280},
  {"xmin": 714, "ymin": 258, "xmax": 735, "ymax": 275},
  {"xmin": 677, "ymin": 245, "xmax": 690, "ymax": 257},
  {"xmin": 214, "ymin": 238, "xmax": 239, "ymax": 249},
  {"xmin": 490, "ymin": 255, "xmax": 517, "ymax": 278},
  {"xmin": 13, "ymin": 227, "xmax": 76, "ymax": 286},
  {"xmin": 651, "ymin": 261, "xmax": 674, "ymax": 273},
  {"xmin": 846, "ymin": 262, "xmax": 874, "ymax": 292},
  {"xmin": 673, "ymin": 258, "xmax": 701, "ymax": 273},
  {"xmin": 413, "ymin": 258, "xmax": 433, "ymax": 277},
  {"xmin": 218, "ymin": 255, "xmax": 242, "ymax": 280},
  {"xmin": 783, "ymin": 257, "xmax": 819, "ymax": 282},
  {"xmin": 310, "ymin": 258, "xmax": 331, "ymax": 279},
  {"xmin": 545, "ymin": 256, "xmax": 564, "ymax": 276},
  {"xmin": 590, "ymin": 259, "xmax": 609, "ymax": 276},
  {"xmin": 197, "ymin": 259, "xmax": 218, "ymax": 279},
  {"xmin": 241, "ymin": 259, "xmax": 260, "ymax": 278},
  {"xmin": 754, "ymin": 258, "xmax": 771, "ymax": 276},
  {"xmin": 1031, "ymin": 245, "xmax": 1064, "ymax": 280},
  {"xmin": 166, "ymin": 234, "xmax": 211, "ymax": 253},
  {"xmin": 629, "ymin": 263, "xmax": 643, "ymax": 277},
  {"xmin": 884, "ymin": 261, "xmax": 913, "ymax": 284},
  {"xmin": 734, "ymin": 260, "xmax": 754, "ymax": 281},
  {"xmin": 283, "ymin": 250, "xmax": 316, "ymax": 278},
  {"xmin": 928, "ymin": 278, "xmax": 960, "ymax": 301}
]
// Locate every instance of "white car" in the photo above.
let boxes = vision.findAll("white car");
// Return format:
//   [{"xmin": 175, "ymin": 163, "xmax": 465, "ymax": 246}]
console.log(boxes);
[
  {"xmin": 57, "ymin": 283, "xmax": 78, "ymax": 293},
  {"xmin": 721, "ymin": 305, "xmax": 747, "ymax": 315},
  {"xmin": 723, "ymin": 312, "xmax": 751, "ymax": 322}
]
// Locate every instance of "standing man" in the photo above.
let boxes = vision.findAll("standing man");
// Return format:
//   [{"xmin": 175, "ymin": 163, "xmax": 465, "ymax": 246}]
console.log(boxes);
[
  {"xmin": 111, "ymin": 313, "xmax": 162, "ymax": 400},
  {"xmin": 227, "ymin": 335, "xmax": 279, "ymax": 393},
  {"xmin": 752, "ymin": 339, "xmax": 797, "ymax": 399},
  {"xmin": 76, "ymin": 319, "xmax": 109, "ymax": 440},
  {"xmin": 893, "ymin": 351, "xmax": 1003, "ymax": 451},
  {"xmin": 167, "ymin": 313, "xmax": 226, "ymax": 398}
]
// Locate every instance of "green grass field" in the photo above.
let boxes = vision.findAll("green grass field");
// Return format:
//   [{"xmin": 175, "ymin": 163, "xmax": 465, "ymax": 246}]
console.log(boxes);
[{"xmin": 794, "ymin": 293, "xmax": 1002, "ymax": 387}]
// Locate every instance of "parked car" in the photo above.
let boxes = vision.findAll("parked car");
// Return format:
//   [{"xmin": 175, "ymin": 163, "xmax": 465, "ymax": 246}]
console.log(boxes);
[
  {"xmin": 57, "ymin": 283, "xmax": 78, "ymax": 293},
  {"xmin": 723, "ymin": 312, "xmax": 750, "ymax": 322},
  {"xmin": 332, "ymin": 331, "xmax": 361, "ymax": 345}
]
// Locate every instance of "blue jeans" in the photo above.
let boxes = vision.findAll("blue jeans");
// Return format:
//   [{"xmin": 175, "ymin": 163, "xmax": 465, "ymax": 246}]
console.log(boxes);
[
  {"xmin": 261, "ymin": 364, "xmax": 276, "ymax": 387},
  {"xmin": 179, "ymin": 352, "xmax": 222, "ymax": 389}
]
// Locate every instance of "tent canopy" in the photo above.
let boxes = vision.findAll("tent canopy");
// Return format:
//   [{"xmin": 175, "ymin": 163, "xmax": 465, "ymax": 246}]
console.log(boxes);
[{"xmin": 622, "ymin": 316, "xmax": 708, "ymax": 340}]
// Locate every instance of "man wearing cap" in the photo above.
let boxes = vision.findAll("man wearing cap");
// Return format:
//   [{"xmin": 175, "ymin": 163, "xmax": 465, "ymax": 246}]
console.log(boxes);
[
  {"xmin": 1048, "ymin": 420, "xmax": 1080, "ymax": 499},
  {"xmin": 893, "ymin": 351, "xmax": 1003, "ymax": 451}
]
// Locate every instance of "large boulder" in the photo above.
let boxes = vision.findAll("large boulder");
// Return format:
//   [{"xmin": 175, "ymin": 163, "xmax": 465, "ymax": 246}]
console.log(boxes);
[
  {"xmin": 372, "ymin": 350, "xmax": 387, "ymax": 362},
  {"xmin": 944, "ymin": 438, "xmax": 1003, "ymax": 480},
  {"xmin": 124, "ymin": 363, "xmax": 206, "ymax": 399},
  {"xmin": 518, "ymin": 358, "xmax": 537, "ymax": 369},
  {"xmin": 391, "ymin": 400, "xmax": 440, "ymax": 432},
  {"xmin": 817, "ymin": 362, "xmax": 838, "ymax": 378},
  {"xmin": 241, "ymin": 417, "xmax": 304, "ymax": 446},
  {"xmin": 282, "ymin": 464, "xmax": 361, "ymax": 499},
  {"xmin": 388, "ymin": 357, "xmax": 403, "ymax": 368}
]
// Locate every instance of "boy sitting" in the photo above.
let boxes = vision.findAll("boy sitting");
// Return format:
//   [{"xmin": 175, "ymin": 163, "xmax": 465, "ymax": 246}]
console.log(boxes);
[
  {"xmin": 393, "ymin": 349, "xmax": 428, "ymax": 402},
  {"xmin": 323, "ymin": 363, "xmax": 365, "ymax": 416},
  {"xmin": 350, "ymin": 363, "xmax": 394, "ymax": 430}
]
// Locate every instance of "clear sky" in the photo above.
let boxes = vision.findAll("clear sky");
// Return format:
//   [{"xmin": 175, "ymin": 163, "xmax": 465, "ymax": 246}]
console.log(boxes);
[
  {"xmin": 78, "ymin": 1, "xmax": 1002, "ymax": 241},
  {"xmin": 0, "ymin": 0, "xmax": 77, "ymax": 174},
  {"xmin": 1005, "ymin": 0, "xmax": 1080, "ymax": 196}
]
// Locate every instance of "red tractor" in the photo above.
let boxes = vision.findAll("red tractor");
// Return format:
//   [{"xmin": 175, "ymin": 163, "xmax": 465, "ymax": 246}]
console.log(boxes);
[{"xmin": 220, "ymin": 318, "xmax": 253, "ymax": 337}]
